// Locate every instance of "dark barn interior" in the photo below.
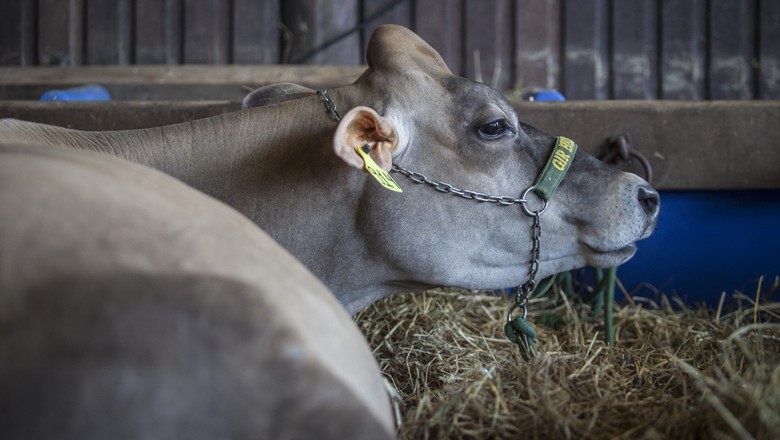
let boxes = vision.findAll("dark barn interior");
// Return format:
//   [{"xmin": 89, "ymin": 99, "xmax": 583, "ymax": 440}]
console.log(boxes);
[{"xmin": 1, "ymin": 1, "xmax": 779, "ymax": 439}]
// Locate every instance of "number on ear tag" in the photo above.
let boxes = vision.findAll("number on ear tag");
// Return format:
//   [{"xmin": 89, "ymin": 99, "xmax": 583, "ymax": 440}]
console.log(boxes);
[{"xmin": 356, "ymin": 145, "xmax": 403, "ymax": 193}]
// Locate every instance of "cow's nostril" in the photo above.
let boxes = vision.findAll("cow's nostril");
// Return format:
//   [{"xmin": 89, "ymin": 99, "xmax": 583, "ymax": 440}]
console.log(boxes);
[{"xmin": 638, "ymin": 185, "xmax": 660, "ymax": 218}]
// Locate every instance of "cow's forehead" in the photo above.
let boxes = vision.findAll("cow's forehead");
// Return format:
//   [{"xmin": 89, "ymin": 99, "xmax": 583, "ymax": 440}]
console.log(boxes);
[
  {"xmin": 445, "ymin": 76, "xmax": 515, "ymax": 108},
  {"xmin": 430, "ymin": 76, "xmax": 520, "ymax": 128},
  {"xmin": 378, "ymin": 72, "xmax": 513, "ymax": 114}
]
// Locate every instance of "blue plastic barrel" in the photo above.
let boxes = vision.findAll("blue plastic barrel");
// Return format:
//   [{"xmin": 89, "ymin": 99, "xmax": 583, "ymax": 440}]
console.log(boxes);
[
  {"xmin": 530, "ymin": 90, "xmax": 566, "ymax": 102},
  {"xmin": 40, "ymin": 85, "xmax": 112, "ymax": 101},
  {"xmin": 523, "ymin": 90, "xmax": 776, "ymax": 304},
  {"xmin": 618, "ymin": 190, "xmax": 780, "ymax": 305}
]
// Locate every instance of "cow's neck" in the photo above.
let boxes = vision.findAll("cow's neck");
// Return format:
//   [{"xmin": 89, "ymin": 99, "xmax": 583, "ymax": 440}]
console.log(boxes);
[
  {"xmin": 14, "ymin": 89, "xmax": 400, "ymax": 313},
  {"xmin": 150, "ymin": 92, "xmax": 395, "ymax": 312},
  {"xmin": 131, "ymin": 94, "xmax": 338, "ymax": 183}
]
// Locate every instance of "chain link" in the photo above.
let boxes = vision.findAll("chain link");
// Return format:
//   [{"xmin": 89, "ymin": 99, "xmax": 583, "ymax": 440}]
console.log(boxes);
[
  {"xmin": 391, "ymin": 164, "xmax": 527, "ymax": 206},
  {"xmin": 524, "ymin": 214, "xmax": 542, "ymax": 295},
  {"xmin": 510, "ymin": 213, "xmax": 542, "ymax": 317},
  {"xmin": 317, "ymin": 89, "xmax": 342, "ymax": 122}
]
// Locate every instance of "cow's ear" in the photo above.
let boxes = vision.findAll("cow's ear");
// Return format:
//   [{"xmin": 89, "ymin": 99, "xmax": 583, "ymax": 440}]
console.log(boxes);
[
  {"xmin": 366, "ymin": 25, "xmax": 451, "ymax": 76},
  {"xmin": 333, "ymin": 106, "xmax": 398, "ymax": 172}
]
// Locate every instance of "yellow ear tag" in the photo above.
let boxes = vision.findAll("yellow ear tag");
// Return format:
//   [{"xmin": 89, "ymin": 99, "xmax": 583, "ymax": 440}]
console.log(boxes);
[{"xmin": 355, "ymin": 145, "xmax": 403, "ymax": 193}]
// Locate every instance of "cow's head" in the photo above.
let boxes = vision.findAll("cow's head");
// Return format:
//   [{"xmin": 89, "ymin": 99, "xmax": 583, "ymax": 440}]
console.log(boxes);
[
  {"xmin": 247, "ymin": 25, "xmax": 659, "ymax": 306},
  {"xmin": 332, "ymin": 25, "xmax": 658, "ymax": 291}
]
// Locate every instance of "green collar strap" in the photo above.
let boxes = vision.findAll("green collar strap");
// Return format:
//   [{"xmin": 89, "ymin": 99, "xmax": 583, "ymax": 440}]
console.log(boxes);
[{"xmin": 533, "ymin": 136, "xmax": 577, "ymax": 202}]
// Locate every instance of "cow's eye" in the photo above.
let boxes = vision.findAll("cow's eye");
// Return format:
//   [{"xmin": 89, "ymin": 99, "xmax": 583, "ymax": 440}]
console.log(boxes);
[{"xmin": 477, "ymin": 119, "xmax": 509, "ymax": 140}]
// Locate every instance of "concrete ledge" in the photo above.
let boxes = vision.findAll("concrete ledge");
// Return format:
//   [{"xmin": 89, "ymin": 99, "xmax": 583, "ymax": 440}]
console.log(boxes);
[
  {"xmin": 1, "ymin": 99, "xmax": 777, "ymax": 190},
  {"xmin": 0, "ymin": 101, "xmax": 239, "ymax": 130},
  {"xmin": 515, "ymin": 100, "xmax": 780, "ymax": 190},
  {"xmin": 0, "ymin": 66, "xmax": 366, "ymax": 100}
]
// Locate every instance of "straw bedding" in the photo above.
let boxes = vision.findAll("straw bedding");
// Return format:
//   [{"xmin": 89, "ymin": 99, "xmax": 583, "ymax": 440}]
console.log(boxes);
[{"xmin": 355, "ymin": 277, "xmax": 780, "ymax": 439}]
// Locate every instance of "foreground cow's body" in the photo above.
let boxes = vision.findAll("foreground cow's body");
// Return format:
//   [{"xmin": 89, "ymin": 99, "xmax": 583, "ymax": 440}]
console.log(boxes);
[
  {"xmin": 0, "ymin": 28, "xmax": 658, "ymax": 315},
  {"xmin": 0, "ymin": 144, "xmax": 394, "ymax": 439}
]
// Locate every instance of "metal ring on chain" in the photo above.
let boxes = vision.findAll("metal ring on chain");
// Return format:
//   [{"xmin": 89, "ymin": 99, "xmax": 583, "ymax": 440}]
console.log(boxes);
[
  {"xmin": 507, "ymin": 299, "xmax": 528, "ymax": 322},
  {"xmin": 520, "ymin": 185, "xmax": 549, "ymax": 217}
]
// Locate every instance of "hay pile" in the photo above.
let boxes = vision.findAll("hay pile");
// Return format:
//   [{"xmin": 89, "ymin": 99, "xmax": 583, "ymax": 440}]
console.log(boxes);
[{"xmin": 355, "ymin": 279, "xmax": 780, "ymax": 439}]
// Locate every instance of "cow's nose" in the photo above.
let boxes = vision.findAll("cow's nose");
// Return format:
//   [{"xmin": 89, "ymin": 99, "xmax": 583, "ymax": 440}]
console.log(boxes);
[{"xmin": 638, "ymin": 185, "xmax": 660, "ymax": 219}]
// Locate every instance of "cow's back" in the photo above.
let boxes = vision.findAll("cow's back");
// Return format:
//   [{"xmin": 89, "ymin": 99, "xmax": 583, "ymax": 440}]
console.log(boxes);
[{"xmin": 0, "ymin": 144, "xmax": 394, "ymax": 439}]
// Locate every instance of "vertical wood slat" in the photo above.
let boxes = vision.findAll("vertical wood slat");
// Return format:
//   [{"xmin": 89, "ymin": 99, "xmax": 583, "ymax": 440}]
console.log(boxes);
[
  {"xmin": 709, "ymin": 0, "xmax": 758, "ymax": 99},
  {"xmin": 515, "ymin": 0, "xmax": 561, "ymax": 91},
  {"xmin": 660, "ymin": 0, "xmax": 707, "ymax": 99},
  {"xmin": 1, "ymin": 0, "xmax": 778, "ymax": 100},
  {"xmin": 232, "ymin": 0, "xmax": 279, "ymax": 64},
  {"xmin": 37, "ymin": 0, "xmax": 66, "ymax": 65},
  {"xmin": 86, "ymin": 0, "xmax": 116, "ymax": 64},
  {"xmin": 136, "ymin": 0, "xmax": 167, "ymax": 64},
  {"xmin": 20, "ymin": 0, "xmax": 37, "ymax": 65},
  {"xmin": 562, "ymin": 0, "xmax": 609, "ymax": 99},
  {"xmin": 214, "ymin": 0, "xmax": 231, "ymax": 64},
  {"xmin": 463, "ymin": 0, "xmax": 514, "ymax": 91},
  {"xmin": 69, "ymin": 0, "xmax": 85, "ymax": 65},
  {"xmin": 165, "ymin": 0, "xmax": 183, "ymax": 64},
  {"xmin": 0, "ymin": 0, "xmax": 25, "ymax": 65},
  {"xmin": 758, "ymin": 0, "xmax": 780, "ymax": 99},
  {"xmin": 135, "ymin": 0, "xmax": 183, "ymax": 64},
  {"xmin": 0, "ymin": 0, "xmax": 37, "ymax": 66},
  {"xmin": 361, "ymin": 0, "xmax": 413, "ymax": 61},
  {"xmin": 413, "ymin": 0, "xmax": 463, "ymax": 74},
  {"xmin": 0, "ymin": 0, "xmax": 30, "ymax": 65},
  {"xmin": 86, "ymin": 0, "xmax": 133, "ymax": 65},
  {"xmin": 282, "ymin": 0, "xmax": 360, "ymax": 65},
  {"xmin": 36, "ymin": 0, "xmax": 84, "ymax": 66},
  {"xmin": 183, "ymin": 0, "xmax": 231, "ymax": 64},
  {"xmin": 118, "ymin": 0, "xmax": 133, "ymax": 64},
  {"xmin": 611, "ymin": 0, "xmax": 658, "ymax": 99}
]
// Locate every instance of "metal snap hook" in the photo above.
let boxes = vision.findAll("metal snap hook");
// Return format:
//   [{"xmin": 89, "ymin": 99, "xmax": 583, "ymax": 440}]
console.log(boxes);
[
  {"xmin": 506, "ymin": 299, "xmax": 528, "ymax": 323},
  {"xmin": 504, "ymin": 297, "xmax": 538, "ymax": 361}
]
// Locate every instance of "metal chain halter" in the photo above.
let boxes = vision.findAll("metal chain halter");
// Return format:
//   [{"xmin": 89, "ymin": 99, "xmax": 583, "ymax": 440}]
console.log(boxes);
[
  {"xmin": 390, "ymin": 165, "xmax": 529, "ymax": 206},
  {"xmin": 317, "ymin": 89, "xmax": 577, "ymax": 362}
]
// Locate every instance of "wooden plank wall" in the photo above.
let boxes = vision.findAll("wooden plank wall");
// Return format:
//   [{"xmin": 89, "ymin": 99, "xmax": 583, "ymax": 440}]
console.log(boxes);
[{"xmin": 0, "ymin": 0, "xmax": 778, "ymax": 99}]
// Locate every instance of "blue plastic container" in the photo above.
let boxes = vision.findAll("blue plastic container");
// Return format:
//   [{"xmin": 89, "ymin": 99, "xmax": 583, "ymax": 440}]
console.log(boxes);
[
  {"xmin": 618, "ymin": 190, "xmax": 780, "ymax": 305},
  {"xmin": 40, "ymin": 85, "xmax": 112, "ymax": 101},
  {"xmin": 530, "ymin": 90, "xmax": 566, "ymax": 102}
]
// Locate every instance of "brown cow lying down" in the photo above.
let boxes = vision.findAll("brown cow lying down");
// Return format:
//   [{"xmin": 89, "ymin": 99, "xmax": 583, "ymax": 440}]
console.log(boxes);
[
  {"xmin": 0, "ymin": 25, "xmax": 659, "ymax": 316},
  {"xmin": 0, "ymin": 144, "xmax": 394, "ymax": 440}
]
